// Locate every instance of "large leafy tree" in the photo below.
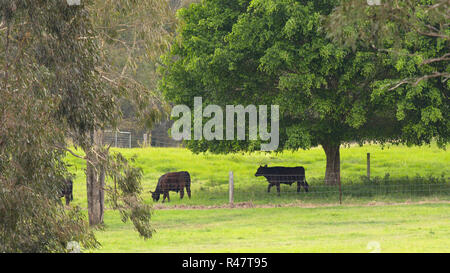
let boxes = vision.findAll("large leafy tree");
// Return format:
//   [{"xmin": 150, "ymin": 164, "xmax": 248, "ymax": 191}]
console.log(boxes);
[
  {"xmin": 327, "ymin": 0, "xmax": 449, "ymax": 147},
  {"xmin": 160, "ymin": 0, "xmax": 404, "ymax": 185}
]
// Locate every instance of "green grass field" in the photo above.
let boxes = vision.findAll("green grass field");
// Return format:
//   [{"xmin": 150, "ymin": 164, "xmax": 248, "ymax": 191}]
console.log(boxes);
[
  {"xmin": 64, "ymin": 143, "xmax": 449, "ymax": 252},
  {"xmin": 92, "ymin": 203, "xmax": 450, "ymax": 253}
]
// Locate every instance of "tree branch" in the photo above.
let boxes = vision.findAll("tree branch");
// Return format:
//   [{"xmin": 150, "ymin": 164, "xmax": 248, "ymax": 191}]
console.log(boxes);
[
  {"xmin": 53, "ymin": 144, "xmax": 87, "ymax": 160},
  {"xmin": 388, "ymin": 72, "xmax": 450, "ymax": 91},
  {"xmin": 413, "ymin": 72, "xmax": 450, "ymax": 86},
  {"xmin": 421, "ymin": 53, "xmax": 450, "ymax": 65},
  {"xmin": 3, "ymin": 20, "xmax": 11, "ymax": 91}
]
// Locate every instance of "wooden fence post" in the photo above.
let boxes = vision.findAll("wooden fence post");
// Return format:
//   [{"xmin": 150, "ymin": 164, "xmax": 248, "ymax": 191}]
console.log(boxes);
[
  {"xmin": 229, "ymin": 171, "xmax": 234, "ymax": 206},
  {"xmin": 143, "ymin": 134, "xmax": 147, "ymax": 147},
  {"xmin": 129, "ymin": 133, "xmax": 132, "ymax": 148}
]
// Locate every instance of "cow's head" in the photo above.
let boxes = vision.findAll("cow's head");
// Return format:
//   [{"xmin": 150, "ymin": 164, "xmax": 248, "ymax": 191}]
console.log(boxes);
[
  {"xmin": 255, "ymin": 165, "xmax": 268, "ymax": 177},
  {"xmin": 150, "ymin": 190, "xmax": 160, "ymax": 202}
]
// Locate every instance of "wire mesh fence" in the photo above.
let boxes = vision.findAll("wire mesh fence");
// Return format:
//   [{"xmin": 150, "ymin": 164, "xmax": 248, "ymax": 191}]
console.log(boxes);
[
  {"xmin": 146, "ymin": 171, "xmax": 450, "ymax": 206},
  {"xmin": 234, "ymin": 174, "xmax": 449, "ymax": 203},
  {"xmin": 103, "ymin": 131, "xmax": 182, "ymax": 148},
  {"xmin": 98, "ymin": 133, "xmax": 449, "ymax": 204},
  {"xmin": 104, "ymin": 130, "xmax": 132, "ymax": 148}
]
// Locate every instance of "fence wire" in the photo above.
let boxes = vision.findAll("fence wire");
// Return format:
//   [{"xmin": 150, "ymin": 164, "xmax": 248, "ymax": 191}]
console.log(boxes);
[
  {"xmin": 98, "ymin": 133, "xmax": 449, "ymax": 204},
  {"xmin": 103, "ymin": 132, "xmax": 182, "ymax": 148},
  {"xmin": 146, "ymin": 171, "xmax": 450, "ymax": 205}
]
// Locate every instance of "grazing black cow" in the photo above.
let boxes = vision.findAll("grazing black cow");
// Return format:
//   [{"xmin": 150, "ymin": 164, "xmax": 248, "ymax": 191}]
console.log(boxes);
[
  {"xmin": 59, "ymin": 179, "xmax": 73, "ymax": 206},
  {"xmin": 150, "ymin": 171, "xmax": 191, "ymax": 203},
  {"xmin": 255, "ymin": 165, "xmax": 309, "ymax": 195}
]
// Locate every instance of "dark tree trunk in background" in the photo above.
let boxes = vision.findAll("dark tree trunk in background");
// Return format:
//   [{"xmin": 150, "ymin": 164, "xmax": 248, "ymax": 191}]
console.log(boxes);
[
  {"xmin": 322, "ymin": 143, "xmax": 341, "ymax": 186},
  {"xmin": 86, "ymin": 130, "xmax": 105, "ymax": 226}
]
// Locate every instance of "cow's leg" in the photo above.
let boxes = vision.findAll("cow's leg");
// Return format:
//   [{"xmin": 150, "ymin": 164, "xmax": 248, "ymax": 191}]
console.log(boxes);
[
  {"xmin": 303, "ymin": 180, "xmax": 309, "ymax": 192},
  {"xmin": 186, "ymin": 185, "xmax": 191, "ymax": 199},
  {"xmin": 162, "ymin": 192, "xmax": 168, "ymax": 203},
  {"xmin": 267, "ymin": 183, "xmax": 273, "ymax": 193},
  {"xmin": 297, "ymin": 181, "xmax": 301, "ymax": 193},
  {"xmin": 180, "ymin": 186, "xmax": 184, "ymax": 200},
  {"xmin": 276, "ymin": 183, "xmax": 281, "ymax": 196}
]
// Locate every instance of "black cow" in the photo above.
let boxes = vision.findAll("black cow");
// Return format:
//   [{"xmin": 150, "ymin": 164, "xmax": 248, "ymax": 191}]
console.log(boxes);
[
  {"xmin": 59, "ymin": 179, "xmax": 73, "ymax": 206},
  {"xmin": 150, "ymin": 171, "xmax": 191, "ymax": 203},
  {"xmin": 255, "ymin": 165, "xmax": 309, "ymax": 195}
]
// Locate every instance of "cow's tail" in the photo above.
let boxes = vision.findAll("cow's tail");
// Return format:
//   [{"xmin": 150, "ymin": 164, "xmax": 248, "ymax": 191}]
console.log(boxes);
[
  {"xmin": 185, "ymin": 172, "xmax": 191, "ymax": 198},
  {"xmin": 303, "ymin": 177, "xmax": 309, "ymax": 192}
]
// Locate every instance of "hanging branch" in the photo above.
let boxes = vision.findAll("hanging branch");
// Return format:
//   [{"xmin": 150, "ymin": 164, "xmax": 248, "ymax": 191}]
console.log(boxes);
[{"xmin": 3, "ymin": 20, "xmax": 10, "ymax": 91}]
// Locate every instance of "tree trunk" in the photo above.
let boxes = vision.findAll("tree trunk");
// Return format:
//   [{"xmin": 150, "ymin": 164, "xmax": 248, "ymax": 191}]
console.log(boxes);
[
  {"xmin": 322, "ymin": 143, "xmax": 341, "ymax": 186},
  {"xmin": 86, "ymin": 129, "xmax": 105, "ymax": 226}
]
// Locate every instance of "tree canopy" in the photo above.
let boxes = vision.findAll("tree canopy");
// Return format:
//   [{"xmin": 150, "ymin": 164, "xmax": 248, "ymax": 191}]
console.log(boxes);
[
  {"xmin": 327, "ymin": 0, "xmax": 449, "ymax": 147},
  {"xmin": 160, "ymin": 0, "xmax": 417, "ymax": 184}
]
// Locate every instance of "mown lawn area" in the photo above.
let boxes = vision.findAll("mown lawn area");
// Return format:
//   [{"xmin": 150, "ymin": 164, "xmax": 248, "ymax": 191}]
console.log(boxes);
[{"xmin": 90, "ymin": 203, "xmax": 450, "ymax": 253}]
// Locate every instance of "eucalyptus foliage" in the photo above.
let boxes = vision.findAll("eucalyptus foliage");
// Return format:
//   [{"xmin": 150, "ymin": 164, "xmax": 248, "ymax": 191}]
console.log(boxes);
[
  {"xmin": 1, "ymin": 0, "xmax": 101, "ymax": 252},
  {"xmin": 0, "ymin": 0, "xmax": 170, "ymax": 251}
]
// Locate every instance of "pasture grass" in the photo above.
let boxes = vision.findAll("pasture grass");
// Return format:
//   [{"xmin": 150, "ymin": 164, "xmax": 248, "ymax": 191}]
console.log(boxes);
[
  {"xmin": 64, "ymin": 144, "xmax": 449, "ymax": 252},
  {"xmin": 65, "ymin": 143, "xmax": 449, "ymax": 208},
  {"xmin": 90, "ymin": 203, "xmax": 450, "ymax": 253}
]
